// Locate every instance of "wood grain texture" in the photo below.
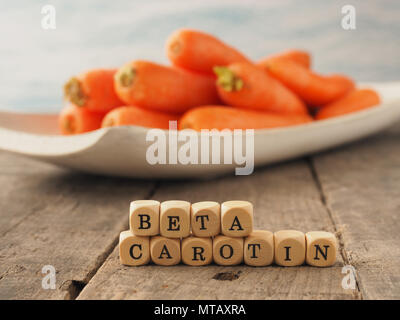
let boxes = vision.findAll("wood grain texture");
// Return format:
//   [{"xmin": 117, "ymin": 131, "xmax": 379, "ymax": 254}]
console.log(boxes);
[
  {"xmin": 311, "ymin": 125, "xmax": 400, "ymax": 299},
  {"xmin": 0, "ymin": 151, "xmax": 155, "ymax": 299},
  {"xmin": 78, "ymin": 161, "xmax": 356, "ymax": 300}
]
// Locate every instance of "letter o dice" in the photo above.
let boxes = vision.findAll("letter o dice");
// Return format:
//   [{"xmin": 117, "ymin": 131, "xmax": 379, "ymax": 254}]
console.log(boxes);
[
  {"xmin": 213, "ymin": 235, "xmax": 243, "ymax": 266},
  {"xmin": 130, "ymin": 200, "xmax": 160, "ymax": 236},
  {"xmin": 119, "ymin": 231, "xmax": 150, "ymax": 266},
  {"xmin": 306, "ymin": 231, "xmax": 337, "ymax": 267},
  {"xmin": 221, "ymin": 201, "xmax": 253, "ymax": 237},
  {"xmin": 160, "ymin": 200, "xmax": 191, "ymax": 238},
  {"xmin": 182, "ymin": 236, "xmax": 213, "ymax": 266},
  {"xmin": 274, "ymin": 230, "xmax": 306, "ymax": 266}
]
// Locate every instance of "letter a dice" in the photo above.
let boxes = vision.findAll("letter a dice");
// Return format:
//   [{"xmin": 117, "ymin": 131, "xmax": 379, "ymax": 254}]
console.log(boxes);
[
  {"xmin": 221, "ymin": 201, "xmax": 253, "ymax": 237},
  {"xmin": 130, "ymin": 200, "xmax": 160, "ymax": 236},
  {"xmin": 150, "ymin": 236, "xmax": 181, "ymax": 266},
  {"xmin": 306, "ymin": 231, "xmax": 337, "ymax": 267}
]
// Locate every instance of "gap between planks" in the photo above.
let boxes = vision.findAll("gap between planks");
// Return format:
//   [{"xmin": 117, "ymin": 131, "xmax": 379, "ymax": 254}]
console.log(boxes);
[
  {"xmin": 307, "ymin": 157, "xmax": 363, "ymax": 299},
  {"xmin": 65, "ymin": 181, "xmax": 161, "ymax": 299}
]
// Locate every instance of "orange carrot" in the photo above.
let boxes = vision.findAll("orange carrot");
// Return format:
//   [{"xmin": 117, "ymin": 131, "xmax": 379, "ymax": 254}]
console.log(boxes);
[
  {"xmin": 64, "ymin": 69, "xmax": 123, "ymax": 113},
  {"xmin": 214, "ymin": 62, "xmax": 308, "ymax": 115},
  {"xmin": 179, "ymin": 106, "xmax": 313, "ymax": 130},
  {"xmin": 257, "ymin": 49, "xmax": 311, "ymax": 69},
  {"xmin": 265, "ymin": 58, "xmax": 355, "ymax": 107},
  {"xmin": 316, "ymin": 89, "xmax": 380, "ymax": 120},
  {"xmin": 59, "ymin": 104, "xmax": 105, "ymax": 135},
  {"xmin": 114, "ymin": 60, "xmax": 220, "ymax": 113},
  {"xmin": 102, "ymin": 106, "xmax": 179, "ymax": 129},
  {"xmin": 166, "ymin": 29, "xmax": 250, "ymax": 75}
]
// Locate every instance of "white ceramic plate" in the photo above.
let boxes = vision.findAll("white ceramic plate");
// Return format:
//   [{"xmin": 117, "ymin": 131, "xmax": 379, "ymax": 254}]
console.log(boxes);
[{"xmin": 0, "ymin": 82, "xmax": 399, "ymax": 178}]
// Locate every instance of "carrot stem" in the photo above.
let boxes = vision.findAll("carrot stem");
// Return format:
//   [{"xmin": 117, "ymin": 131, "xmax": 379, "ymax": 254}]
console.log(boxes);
[
  {"xmin": 213, "ymin": 66, "xmax": 243, "ymax": 92},
  {"xmin": 63, "ymin": 77, "xmax": 86, "ymax": 106},
  {"xmin": 115, "ymin": 65, "xmax": 136, "ymax": 87}
]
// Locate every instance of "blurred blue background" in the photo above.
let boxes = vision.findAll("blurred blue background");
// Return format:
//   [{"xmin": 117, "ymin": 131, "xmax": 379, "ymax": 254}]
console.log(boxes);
[{"xmin": 0, "ymin": 0, "xmax": 399, "ymax": 113}]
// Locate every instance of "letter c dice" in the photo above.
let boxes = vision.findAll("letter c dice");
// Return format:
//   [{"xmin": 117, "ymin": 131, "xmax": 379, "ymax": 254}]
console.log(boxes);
[{"xmin": 119, "ymin": 230, "xmax": 150, "ymax": 266}]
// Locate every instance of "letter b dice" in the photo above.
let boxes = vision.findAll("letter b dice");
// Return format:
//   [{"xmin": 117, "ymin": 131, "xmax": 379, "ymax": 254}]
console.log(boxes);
[
  {"xmin": 221, "ymin": 201, "xmax": 253, "ymax": 237},
  {"xmin": 130, "ymin": 200, "xmax": 160, "ymax": 236}
]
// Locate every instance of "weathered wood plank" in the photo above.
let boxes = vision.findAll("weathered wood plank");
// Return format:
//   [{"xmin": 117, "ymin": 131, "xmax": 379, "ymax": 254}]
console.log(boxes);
[
  {"xmin": 311, "ymin": 125, "xmax": 400, "ymax": 299},
  {"xmin": 0, "ymin": 151, "xmax": 155, "ymax": 299},
  {"xmin": 78, "ymin": 160, "xmax": 357, "ymax": 300}
]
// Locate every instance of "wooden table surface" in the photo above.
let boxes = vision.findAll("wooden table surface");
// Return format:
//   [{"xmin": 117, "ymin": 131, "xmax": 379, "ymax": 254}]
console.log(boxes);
[
  {"xmin": 0, "ymin": 122, "xmax": 399, "ymax": 300},
  {"xmin": 1, "ymin": 0, "xmax": 399, "ymax": 300}
]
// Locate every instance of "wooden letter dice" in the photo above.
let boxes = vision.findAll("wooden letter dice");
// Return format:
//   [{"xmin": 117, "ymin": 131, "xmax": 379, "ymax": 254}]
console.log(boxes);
[
  {"xmin": 191, "ymin": 201, "xmax": 220, "ymax": 237},
  {"xmin": 150, "ymin": 236, "xmax": 181, "ymax": 266},
  {"xmin": 221, "ymin": 201, "xmax": 253, "ymax": 237},
  {"xmin": 130, "ymin": 200, "xmax": 160, "ymax": 236},
  {"xmin": 213, "ymin": 235, "xmax": 243, "ymax": 266},
  {"xmin": 274, "ymin": 230, "xmax": 305, "ymax": 266},
  {"xmin": 306, "ymin": 231, "xmax": 337, "ymax": 267},
  {"xmin": 182, "ymin": 236, "xmax": 213, "ymax": 266},
  {"xmin": 244, "ymin": 230, "xmax": 274, "ymax": 266},
  {"xmin": 160, "ymin": 200, "xmax": 191, "ymax": 238},
  {"xmin": 119, "ymin": 230, "xmax": 150, "ymax": 266}
]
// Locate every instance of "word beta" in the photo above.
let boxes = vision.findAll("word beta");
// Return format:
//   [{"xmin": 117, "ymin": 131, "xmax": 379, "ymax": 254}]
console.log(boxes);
[{"xmin": 119, "ymin": 200, "xmax": 337, "ymax": 267}]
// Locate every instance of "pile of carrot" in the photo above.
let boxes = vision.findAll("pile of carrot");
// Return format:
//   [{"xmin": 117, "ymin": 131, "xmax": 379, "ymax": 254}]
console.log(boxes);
[{"xmin": 59, "ymin": 29, "xmax": 380, "ymax": 135}]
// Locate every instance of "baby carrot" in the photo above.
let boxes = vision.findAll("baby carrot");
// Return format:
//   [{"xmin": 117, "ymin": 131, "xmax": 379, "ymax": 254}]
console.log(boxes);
[
  {"xmin": 265, "ymin": 58, "xmax": 355, "ymax": 107},
  {"xmin": 214, "ymin": 62, "xmax": 308, "ymax": 115},
  {"xmin": 59, "ymin": 104, "xmax": 105, "ymax": 135},
  {"xmin": 316, "ymin": 89, "xmax": 380, "ymax": 120},
  {"xmin": 114, "ymin": 60, "xmax": 220, "ymax": 113},
  {"xmin": 64, "ymin": 69, "xmax": 123, "ymax": 113},
  {"xmin": 102, "ymin": 106, "xmax": 179, "ymax": 129},
  {"xmin": 166, "ymin": 29, "xmax": 251, "ymax": 75},
  {"xmin": 179, "ymin": 106, "xmax": 313, "ymax": 131},
  {"xmin": 257, "ymin": 49, "xmax": 311, "ymax": 69}
]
